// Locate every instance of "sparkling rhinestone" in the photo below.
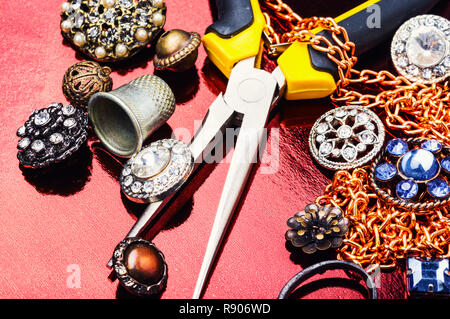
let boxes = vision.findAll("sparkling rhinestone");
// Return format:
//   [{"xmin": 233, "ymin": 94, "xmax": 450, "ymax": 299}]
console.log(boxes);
[
  {"xmin": 143, "ymin": 181, "xmax": 154, "ymax": 193},
  {"xmin": 360, "ymin": 130, "xmax": 377, "ymax": 144},
  {"xmin": 331, "ymin": 149, "xmax": 340, "ymax": 157},
  {"xmin": 355, "ymin": 112, "xmax": 369, "ymax": 125},
  {"xmin": 374, "ymin": 162, "xmax": 397, "ymax": 181},
  {"xmin": 87, "ymin": 26, "xmax": 100, "ymax": 40},
  {"xmin": 337, "ymin": 125, "xmax": 353, "ymax": 139},
  {"xmin": 444, "ymin": 56, "xmax": 450, "ymax": 68},
  {"xmin": 62, "ymin": 104, "xmax": 75, "ymax": 116},
  {"xmin": 18, "ymin": 138, "xmax": 30, "ymax": 149},
  {"xmin": 394, "ymin": 42, "xmax": 405, "ymax": 54},
  {"xmin": 356, "ymin": 143, "xmax": 366, "ymax": 152},
  {"xmin": 17, "ymin": 125, "xmax": 26, "ymax": 137},
  {"xmin": 316, "ymin": 122, "xmax": 329, "ymax": 134},
  {"xmin": 119, "ymin": 0, "xmax": 133, "ymax": 8},
  {"xmin": 123, "ymin": 175, "xmax": 133, "ymax": 187},
  {"xmin": 441, "ymin": 157, "xmax": 450, "ymax": 173},
  {"xmin": 34, "ymin": 111, "xmax": 50, "ymax": 126},
  {"xmin": 156, "ymin": 175, "xmax": 169, "ymax": 186},
  {"xmin": 172, "ymin": 144, "xmax": 186, "ymax": 154},
  {"xmin": 49, "ymin": 133, "xmax": 64, "ymax": 144},
  {"xmin": 342, "ymin": 146, "xmax": 357, "ymax": 162},
  {"xmin": 120, "ymin": 25, "xmax": 134, "ymax": 42},
  {"xmin": 31, "ymin": 140, "xmax": 45, "ymax": 153},
  {"xmin": 103, "ymin": 9, "xmax": 117, "ymax": 24},
  {"xmin": 396, "ymin": 180, "xmax": 419, "ymax": 200},
  {"xmin": 131, "ymin": 181, "xmax": 142, "ymax": 193},
  {"xmin": 365, "ymin": 123, "xmax": 375, "ymax": 131},
  {"xmin": 422, "ymin": 68, "xmax": 433, "ymax": 79},
  {"xmin": 421, "ymin": 139, "xmax": 442, "ymax": 153},
  {"xmin": 325, "ymin": 115, "xmax": 333, "ymax": 122},
  {"xmin": 437, "ymin": 19, "xmax": 449, "ymax": 31},
  {"xmin": 349, "ymin": 109, "xmax": 357, "ymax": 116},
  {"xmin": 73, "ymin": 12, "xmax": 84, "ymax": 29},
  {"xmin": 399, "ymin": 149, "xmax": 439, "ymax": 181},
  {"xmin": 427, "ymin": 178, "xmax": 450, "ymax": 198},
  {"xmin": 386, "ymin": 138, "xmax": 408, "ymax": 156},
  {"xmin": 169, "ymin": 166, "xmax": 180, "ymax": 176},
  {"xmin": 407, "ymin": 258, "xmax": 450, "ymax": 295},
  {"xmin": 434, "ymin": 65, "xmax": 446, "ymax": 77},
  {"xmin": 87, "ymin": 11, "xmax": 100, "ymax": 23},
  {"xmin": 101, "ymin": 28, "xmax": 119, "ymax": 46},
  {"xmin": 71, "ymin": 0, "xmax": 82, "ymax": 10},
  {"xmin": 114, "ymin": 249, "xmax": 122, "ymax": 259},
  {"xmin": 131, "ymin": 146, "xmax": 171, "ymax": 179},
  {"xmin": 122, "ymin": 167, "xmax": 131, "ymax": 176},
  {"xmin": 424, "ymin": 16, "xmax": 436, "ymax": 26},
  {"xmin": 63, "ymin": 118, "xmax": 76, "ymax": 128},
  {"xmin": 399, "ymin": 30, "xmax": 410, "ymax": 41},
  {"xmin": 319, "ymin": 142, "xmax": 333, "ymax": 156},
  {"xmin": 162, "ymin": 139, "xmax": 176, "ymax": 148},
  {"xmin": 397, "ymin": 56, "xmax": 409, "ymax": 68},
  {"xmin": 316, "ymin": 135, "xmax": 325, "ymax": 143},
  {"xmin": 136, "ymin": 12, "xmax": 149, "ymax": 25},
  {"xmin": 115, "ymin": 264, "xmax": 127, "ymax": 276},
  {"xmin": 407, "ymin": 65, "xmax": 420, "ymax": 77},
  {"xmin": 406, "ymin": 26, "xmax": 447, "ymax": 68},
  {"xmin": 334, "ymin": 108, "xmax": 347, "ymax": 118},
  {"xmin": 88, "ymin": 0, "xmax": 100, "ymax": 6}
]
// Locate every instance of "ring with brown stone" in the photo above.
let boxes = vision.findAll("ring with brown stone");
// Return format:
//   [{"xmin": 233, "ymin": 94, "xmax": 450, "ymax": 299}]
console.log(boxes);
[{"xmin": 112, "ymin": 237, "xmax": 167, "ymax": 296}]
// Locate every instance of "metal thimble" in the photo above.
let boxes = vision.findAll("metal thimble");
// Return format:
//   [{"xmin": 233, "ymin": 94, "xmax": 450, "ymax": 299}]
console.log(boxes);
[{"xmin": 88, "ymin": 75, "xmax": 175, "ymax": 158}]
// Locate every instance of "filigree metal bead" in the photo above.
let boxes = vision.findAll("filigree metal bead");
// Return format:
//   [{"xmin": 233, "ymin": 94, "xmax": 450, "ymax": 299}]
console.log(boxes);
[
  {"xmin": 63, "ymin": 61, "xmax": 113, "ymax": 108},
  {"xmin": 60, "ymin": 0, "xmax": 166, "ymax": 62},
  {"xmin": 17, "ymin": 103, "xmax": 89, "ymax": 168},
  {"xmin": 285, "ymin": 204, "xmax": 349, "ymax": 254}
]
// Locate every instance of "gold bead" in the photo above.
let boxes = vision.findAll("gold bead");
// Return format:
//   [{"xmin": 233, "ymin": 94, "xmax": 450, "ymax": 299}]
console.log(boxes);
[{"xmin": 153, "ymin": 29, "xmax": 201, "ymax": 72}]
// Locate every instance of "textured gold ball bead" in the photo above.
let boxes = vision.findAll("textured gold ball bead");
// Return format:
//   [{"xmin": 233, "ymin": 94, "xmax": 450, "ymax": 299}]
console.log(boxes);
[
  {"xmin": 62, "ymin": 61, "xmax": 113, "ymax": 108},
  {"xmin": 154, "ymin": 29, "xmax": 201, "ymax": 72}
]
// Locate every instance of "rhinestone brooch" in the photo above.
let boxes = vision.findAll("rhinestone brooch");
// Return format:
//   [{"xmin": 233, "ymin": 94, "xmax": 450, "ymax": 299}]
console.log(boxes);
[
  {"xmin": 370, "ymin": 137, "xmax": 450, "ymax": 212},
  {"xmin": 309, "ymin": 105, "xmax": 385, "ymax": 170},
  {"xmin": 391, "ymin": 14, "xmax": 450, "ymax": 84},
  {"xmin": 120, "ymin": 139, "xmax": 194, "ymax": 203},
  {"xmin": 17, "ymin": 103, "xmax": 89, "ymax": 168},
  {"xmin": 60, "ymin": 0, "xmax": 166, "ymax": 62}
]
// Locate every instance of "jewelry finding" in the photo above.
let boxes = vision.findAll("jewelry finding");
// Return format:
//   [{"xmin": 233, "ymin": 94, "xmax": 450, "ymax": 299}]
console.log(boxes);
[
  {"xmin": 285, "ymin": 203, "xmax": 349, "ymax": 254},
  {"xmin": 391, "ymin": 14, "xmax": 450, "ymax": 84},
  {"xmin": 63, "ymin": 61, "xmax": 113, "ymax": 108},
  {"xmin": 309, "ymin": 105, "xmax": 385, "ymax": 170},
  {"xmin": 17, "ymin": 103, "xmax": 88, "ymax": 168},
  {"xmin": 60, "ymin": 0, "xmax": 166, "ymax": 62},
  {"xmin": 370, "ymin": 137, "xmax": 450, "ymax": 212},
  {"xmin": 112, "ymin": 237, "xmax": 167, "ymax": 296},
  {"xmin": 153, "ymin": 29, "xmax": 201, "ymax": 72},
  {"xmin": 120, "ymin": 139, "xmax": 194, "ymax": 203}
]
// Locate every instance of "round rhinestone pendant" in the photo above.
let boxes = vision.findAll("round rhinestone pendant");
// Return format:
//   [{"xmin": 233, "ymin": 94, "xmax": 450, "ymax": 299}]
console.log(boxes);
[
  {"xmin": 120, "ymin": 139, "xmax": 194, "ymax": 203},
  {"xmin": 309, "ymin": 105, "xmax": 385, "ymax": 170},
  {"xmin": 391, "ymin": 15, "xmax": 450, "ymax": 83}
]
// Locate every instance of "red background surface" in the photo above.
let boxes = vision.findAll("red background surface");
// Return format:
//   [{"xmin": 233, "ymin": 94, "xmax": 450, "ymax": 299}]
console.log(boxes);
[{"xmin": 0, "ymin": 0, "xmax": 448, "ymax": 299}]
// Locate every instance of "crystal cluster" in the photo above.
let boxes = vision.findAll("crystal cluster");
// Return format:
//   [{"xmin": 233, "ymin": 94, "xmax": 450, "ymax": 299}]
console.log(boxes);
[
  {"xmin": 120, "ymin": 139, "xmax": 194, "ymax": 203},
  {"xmin": 285, "ymin": 204, "xmax": 349, "ymax": 254},
  {"xmin": 309, "ymin": 105, "xmax": 385, "ymax": 170},
  {"xmin": 373, "ymin": 138, "xmax": 450, "ymax": 204},
  {"xmin": 17, "ymin": 103, "xmax": 89, "ymax": 168},
  {"xmin": 391, "ymin": 14, "xmax": 450, "ymax": 83},
  {"xmin": 60, "ymin": 0, "xmax": 166, "ymax": 61}
]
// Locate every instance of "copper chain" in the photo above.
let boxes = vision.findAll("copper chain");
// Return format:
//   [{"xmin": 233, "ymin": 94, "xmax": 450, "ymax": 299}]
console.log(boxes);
[{"xmin": 260, "ymin": 0, "xmax": 450, "ymax": 268}]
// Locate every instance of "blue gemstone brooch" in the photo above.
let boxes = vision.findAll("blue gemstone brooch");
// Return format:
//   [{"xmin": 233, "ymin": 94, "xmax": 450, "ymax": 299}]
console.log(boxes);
[{"xmin": 370, "ymin": 137, "xmax": 450, "ymax": 211}]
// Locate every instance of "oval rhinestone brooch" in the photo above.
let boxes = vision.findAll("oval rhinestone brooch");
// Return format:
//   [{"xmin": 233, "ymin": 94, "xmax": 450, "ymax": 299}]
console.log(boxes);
[
  {"xmin": 17, "ymin": 103, "xmax": 89, "ymax": 168},
  {"xmin": 120, "ymin": 139, "xmax": 194, "ymax": 203},
  {"xmin": 391, "ymin": 14, "xmax": 450, "ymax": 84},
  {"xmin": 309, "ymin": 105, "xmax": 385, "ymax": 170},
  {"xmin": 285, "ymin": 203, "xmax": 349, "ymax": 254},
  {"xmin": 60, "ymin": 0, "xmax": 166, "ymax": 62},
  {"xmin": 370, "ymin": 137, "xmax": 450, "ymax": 211}
]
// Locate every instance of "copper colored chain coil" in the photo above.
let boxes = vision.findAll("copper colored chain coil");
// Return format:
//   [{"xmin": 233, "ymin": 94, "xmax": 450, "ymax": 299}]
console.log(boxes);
[
  {"xmin": 316, "ymin": 168, "xmax": 450, "ymax": 270},
  {"xmin": 259, "ymin": 0, "xmax": 450, "ymax": 268}
]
